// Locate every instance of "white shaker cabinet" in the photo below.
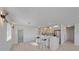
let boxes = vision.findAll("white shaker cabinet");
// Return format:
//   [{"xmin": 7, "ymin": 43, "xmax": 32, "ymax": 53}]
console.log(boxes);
[{"xmin": 50, "ymin": 36, "xmax": 59, "ymax": 50}]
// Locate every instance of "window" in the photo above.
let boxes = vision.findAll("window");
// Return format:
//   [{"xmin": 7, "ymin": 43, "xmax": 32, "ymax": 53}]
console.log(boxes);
[{"xmin": 7, "ymin": 23, "xmax": 12, "ymax": 41}]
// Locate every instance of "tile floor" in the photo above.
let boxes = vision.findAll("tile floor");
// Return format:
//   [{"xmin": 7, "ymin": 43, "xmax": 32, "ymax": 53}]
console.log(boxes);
[
  {"xmin": 11, "ymin": 41, "xmax": 79, "ymax": 51},
  {"xmin": 57, "ymin": 41, "xmax": 79, "ymax": 51}
]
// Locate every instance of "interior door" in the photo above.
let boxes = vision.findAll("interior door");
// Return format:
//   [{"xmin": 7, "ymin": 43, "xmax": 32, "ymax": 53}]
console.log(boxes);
[
  {"xmin": 66, "ymin": 26, "xmax": 74, "ymax": 43},
  {"xmin": 18, "ymin": 30, "xmax": 23, "ymax": 43}
]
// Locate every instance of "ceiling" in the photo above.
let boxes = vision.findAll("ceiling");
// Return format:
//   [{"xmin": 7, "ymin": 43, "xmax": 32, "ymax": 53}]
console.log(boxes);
[{"xmin": 3, "ymin": 7, "xmax": 79, "ymax": 27}]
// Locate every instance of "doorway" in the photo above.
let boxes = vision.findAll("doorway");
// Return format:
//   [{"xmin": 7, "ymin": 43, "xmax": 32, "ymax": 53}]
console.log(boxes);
[
  {"xmin": 18, "ymin": 30, "xmax": 23, "ymax": 43},
  {"xmin": 66, "ymin": 26, "xmax": 74, "ymax": 43}
]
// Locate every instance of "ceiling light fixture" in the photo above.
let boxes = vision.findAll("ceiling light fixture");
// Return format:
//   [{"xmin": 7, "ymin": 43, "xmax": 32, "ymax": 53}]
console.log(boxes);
[
  {"xmin": 49, "ymin": 26, "xmax": 52, "ymax": 29},
  {"xmin": 0, "ymin": 9, "xmax": 8, "ymax": 23},
  {"xmin": 0, "ymin": 9, "xmax": 16, "ymax": 29}
]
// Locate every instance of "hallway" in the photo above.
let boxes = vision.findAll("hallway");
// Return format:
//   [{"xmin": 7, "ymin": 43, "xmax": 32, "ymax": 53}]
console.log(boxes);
[{"xmin": 57, "ymin": 41, "xmax": 79, "ymax": 51}]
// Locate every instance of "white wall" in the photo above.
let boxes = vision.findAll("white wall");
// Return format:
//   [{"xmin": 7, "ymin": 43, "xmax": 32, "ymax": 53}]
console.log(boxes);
[
  {"xmin": 0, "ymin": 22, "xmax": 12, "ymax": 50},
  {"xmin": 0, "ymin": 21, "xmax": 1, "ymax": 43},
  {"xmin": 74, "ymin": 8, "xmax": 79, "ymax": 46},
  {"xmin": 0, "ymin": 16, "xmax": 14, "ymax": 51},
  {"xmin": 74, "ymin": 24, "xmax": 79, "ymax": 45},
  {"xmin": 23, "ymin": 26, "xmax": 37, "ymax": 42},
  {"xmin": 16, "ymin": 25, "xmax": 37, "ymax": 43}
]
